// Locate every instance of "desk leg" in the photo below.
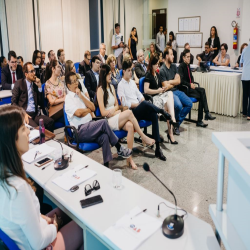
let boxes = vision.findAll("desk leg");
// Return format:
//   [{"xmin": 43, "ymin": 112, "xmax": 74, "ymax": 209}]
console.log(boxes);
[
  {"xmin": 215, "ymin": 229, "xmax": 221, "ymax": 246},
  {"xmin": 216, "ymin": 151, "xmax": 225, "ymax": 211}
]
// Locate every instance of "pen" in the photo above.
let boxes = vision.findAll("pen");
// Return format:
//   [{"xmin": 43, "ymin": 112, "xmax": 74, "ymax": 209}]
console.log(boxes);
[
  {"xmin": 34, "ymin": 151, "xmax": 39, "ymax": 160},
  {"xmin": 131, "ymin": 209, "xmax": 147, "ymax": 219},
  {"xmin": 75, "ymin": 165, "xmax": 88, "ymax": 172}
]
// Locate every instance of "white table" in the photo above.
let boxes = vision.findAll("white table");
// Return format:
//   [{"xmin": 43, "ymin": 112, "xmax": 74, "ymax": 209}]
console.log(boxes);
[
  {"xmin": 210, "ymin": 66, "xmax": 243, "ymax": 73},
  {"xmin": 211, "ymin": 132, "xmax": 250, "ymax": 250},
  {"xmin": 24, "ymin": 140, "xmax": 220, "ymax": 250},
  {"xmin": 0, "ymin": 90, "xmax": 12, "ymax": 106},
  {"xmin": 192, "ymin": 71, "xmax": 242, "ymax": 117}
]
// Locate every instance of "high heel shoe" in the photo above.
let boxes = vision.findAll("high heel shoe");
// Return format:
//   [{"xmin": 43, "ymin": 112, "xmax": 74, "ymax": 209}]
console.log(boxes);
[
  {"xmin": 142, "ymin": 139, "xmax": 155, "ymax": 148},
  {"xmin": 126, "ymin": 158, "xmax": 138, "ymax": 170},
  {"xmin": 170, "ymin": 120, "xmax": 179, "ymax": 128},
  {"xmin": 167, "ymin": 134, "xmax": 178, "ymax": 145}
]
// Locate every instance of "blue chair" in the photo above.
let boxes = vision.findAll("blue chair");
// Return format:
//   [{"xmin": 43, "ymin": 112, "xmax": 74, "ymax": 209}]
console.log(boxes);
[
  {"xmin": 74, "ymin": 62, "xmax": 80, "ymax": 73},
  {"xmin": 95, "ymin": 106, "xmax": 127, "ymax": 139},
  {"xmin": 42, "ymin": 83, "xmax": 65, "ymax": 129},
  {"xmin": 0, "ymin": 229, "xmax": 19, "ymax": 250},
  {"xmin": 119, "ymin": 69, "xmax": 123, "ymax": 78},
  {"xmin": 63, "ymin": 105, "xmax": 100, "ymax": 152}
]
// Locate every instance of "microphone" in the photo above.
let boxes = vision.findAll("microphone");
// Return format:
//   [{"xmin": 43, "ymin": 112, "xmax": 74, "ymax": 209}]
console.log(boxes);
[
  {"xmin": 143, "ymin": 163, "xmax": 184, "ymax": 239},
  {"xmin": 52, "ymin": 138, "xmax": 69, "ymax": 171}
]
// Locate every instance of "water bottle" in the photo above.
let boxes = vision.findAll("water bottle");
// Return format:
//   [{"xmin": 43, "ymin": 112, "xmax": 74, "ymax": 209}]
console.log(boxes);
[{"xmin": 39, "ymin": 119, "xmax": 45, "ymax": 144}]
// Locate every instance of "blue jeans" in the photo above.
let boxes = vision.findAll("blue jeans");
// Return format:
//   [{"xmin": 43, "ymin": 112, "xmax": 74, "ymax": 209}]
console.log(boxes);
[{"xmin": 173, "ymin": 90, "xmax": 192, "ymax": 125}]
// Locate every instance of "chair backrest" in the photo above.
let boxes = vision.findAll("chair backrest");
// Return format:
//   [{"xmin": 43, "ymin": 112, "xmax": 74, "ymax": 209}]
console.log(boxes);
[
  {"xmin": 119, "ymin": 69, "xmax": 123, "ymax": 77},
  {"xmin": 139, "ymin": 77, "xmax": 145, "ymax": 93},
  {"xmin": 0, "ymin": 229, "xmax": 19, "ymax": 250},
  {"xmin": 74, "ymin": 62, "xmax": 80, "ymax": 73},
  {"xmin": 42, "ymin": 83, "xmax": 48, "ymax": 115},
  {"xmin": 63, "ymin": 105, "xmax": 73, "ymax": 138}
]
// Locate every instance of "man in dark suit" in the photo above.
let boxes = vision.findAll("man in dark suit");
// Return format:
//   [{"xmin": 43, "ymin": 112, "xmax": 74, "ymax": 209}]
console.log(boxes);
[
  {"xmin": 2, "ymin": 51, "xmax": 24, "ymax": 90},
  {"xmin": 117, "ymin": 44, "xmax": 129, "ymax": 70},
  {"xmin": 196, "ymin": 42, "xmax": 213, "ymax": 65},
  {"xmin": 98, "ymin": 43, "xmax": 108, "ymax": 64},
  {"xmin": 11, "ymin": 62, "xmax": 54, "ymax": 132},
  {"xmin": 134, "ymin": 49, "xmax": 147, "ymax": 79},
  {"xmin": 79, "ymin": 50, "xmax": 91, "ymax": 76},
  {"xmin": 179, "ymin": 43, "xmax": 194, "ymax": 64},
  {"xmin": 85, "ymin": 56, "xmax": 101, "ymax": 100},
  {"xmin": 178, "ymin": 49, "xmax": 215, "ymax": 128}
]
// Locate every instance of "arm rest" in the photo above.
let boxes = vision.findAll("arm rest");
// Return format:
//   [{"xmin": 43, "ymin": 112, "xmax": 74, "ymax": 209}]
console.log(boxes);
[
  {"xmin": 179, "ymin": 85, "xmax": 189, "ymax": 95},
  {"xmin": 64, "ymin": 125, "xmax": 79, "ymax": 151},
  {"xmin": 143, "ymin": 93, "xmax": 153, "ymax": 104},
  {"xmin": 194, "ymin": 82, "xmax": 200, "ymax": 87}
]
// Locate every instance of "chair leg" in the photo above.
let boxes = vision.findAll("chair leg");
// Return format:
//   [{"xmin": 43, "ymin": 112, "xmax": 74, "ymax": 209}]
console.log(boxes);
[{"xmin": 184, "ymin": 109, "xmax": 197, "ymax": 123}]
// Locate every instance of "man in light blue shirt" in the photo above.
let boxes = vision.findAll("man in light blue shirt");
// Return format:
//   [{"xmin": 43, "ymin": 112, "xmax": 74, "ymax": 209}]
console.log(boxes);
[{"xmin": 240, "ymin": 42, "xmax": 250, "ymax": 118}]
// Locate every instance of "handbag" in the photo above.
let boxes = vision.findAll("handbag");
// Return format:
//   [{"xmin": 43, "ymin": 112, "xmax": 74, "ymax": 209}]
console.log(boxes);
[{"xmin": 48, "ymin": 102, "xmax": 64, "ymax": 121}]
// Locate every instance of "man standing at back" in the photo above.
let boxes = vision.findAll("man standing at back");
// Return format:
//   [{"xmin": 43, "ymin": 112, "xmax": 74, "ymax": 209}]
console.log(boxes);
[
  {"xmin": 156, "ymin": 25, "xmax": 165, "ymax": 53},
  {"xmin": 159, "ymin": 48, "xmax": 192, "ymax": 135},
  {"xmin": 112, "ymin": 23, "xmax": 124, "ymax": 59},
  {"xmin": 2, "ymin": 51, "xmax": 24, "ymax": 90}
]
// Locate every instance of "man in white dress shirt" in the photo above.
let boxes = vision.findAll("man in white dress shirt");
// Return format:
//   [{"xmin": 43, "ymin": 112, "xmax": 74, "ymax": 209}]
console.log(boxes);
[
  {"xmin": 118, "ymin": 60, "xmax": 171, "ymax": 161},
  {"xmin": 98, "ymin": 43, "xmax": 108, "ymax": 64},
  {"xmin": 65, "ymin": 72, "xmax": 131, "ymax": 167}
]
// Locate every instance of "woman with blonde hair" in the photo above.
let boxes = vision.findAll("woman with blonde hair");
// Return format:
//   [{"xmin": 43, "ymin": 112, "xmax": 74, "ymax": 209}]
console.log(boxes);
[{"xmin": 145, "ymin": 43, "xmax": 156, "ymax": 63}]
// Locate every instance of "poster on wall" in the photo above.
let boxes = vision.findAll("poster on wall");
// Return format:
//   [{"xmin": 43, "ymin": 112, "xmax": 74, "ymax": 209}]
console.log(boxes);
[
  {"xmin": 178, "ymin": 16, "xmax": 200, "ymax": 32},
  {"xmin": 236, "ymin": 8, "xmax": 240, "ymax": 18}
]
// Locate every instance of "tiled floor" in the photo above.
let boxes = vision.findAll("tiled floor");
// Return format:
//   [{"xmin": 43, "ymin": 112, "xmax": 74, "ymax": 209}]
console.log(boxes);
[{"xmin": 55, "ymin": 110, "xmax": 249, "ymax": 238}]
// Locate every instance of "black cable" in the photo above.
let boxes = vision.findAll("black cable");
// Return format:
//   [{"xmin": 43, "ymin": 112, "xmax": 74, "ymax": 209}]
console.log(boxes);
[{"xmin": 158, "ymin": 202, "xmax": 188, "ymax": 219}]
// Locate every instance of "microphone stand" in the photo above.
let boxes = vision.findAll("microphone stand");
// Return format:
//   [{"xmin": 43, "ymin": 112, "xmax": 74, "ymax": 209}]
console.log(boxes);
[{"xmin": 52, "ymin": 138, "xmax": 69, "ymax": 171}]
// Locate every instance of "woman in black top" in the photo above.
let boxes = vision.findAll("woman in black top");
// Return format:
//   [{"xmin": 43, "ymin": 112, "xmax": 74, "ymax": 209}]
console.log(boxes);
[
  {"xmin": 128, "ymin": 27, "xmax": 138, "ymax": 61},
  {"xmin": 144, "ymin": 54, "xmax": 178, "ymax": 144},
  {"xmin": 208, "ymin": 26, "xmax": 220, "ymax": 59}
]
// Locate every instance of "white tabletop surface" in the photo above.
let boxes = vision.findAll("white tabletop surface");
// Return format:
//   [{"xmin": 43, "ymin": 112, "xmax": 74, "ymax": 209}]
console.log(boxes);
[
  {"xmin": 0, "ymin": 90, "xmax": 12, "ymax": 98},
  {"xmin": 194, "ymin": 71, "xmax": 242, "ymax": 77},
  {"xmin": 210, "ymin": 66, "xmax": 243, "ymax": 73},
  {"xmin": 25, "ymin": 140, "xmax": 220, "ymax": 250},
  {"xmin": 212, "ymin": 132, "xmax": 250, "ymax": 184}
]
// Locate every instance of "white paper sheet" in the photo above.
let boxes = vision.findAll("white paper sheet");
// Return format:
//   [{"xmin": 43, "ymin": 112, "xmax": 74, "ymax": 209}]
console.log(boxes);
[
  {"xmin": 184, "ymin": 19, "xmax": 189, "ymax": 31},
  {"xmin": 104, "ymin": 206, "xmax": 162, "ymax": 250},
  {"xmin": 29, "ymin": 129, "xmax": 40, "ymax": 142},
  {"xmin": 179, "ymin": 19, "xmax": 184, "ymax": 31},
  {"xmin": 22, "ymin": 143, "xmax": 55, "ymax": 164},
  {"xmin": 52, "ymin": 165, "xmax": 96, "ymax": 191}
]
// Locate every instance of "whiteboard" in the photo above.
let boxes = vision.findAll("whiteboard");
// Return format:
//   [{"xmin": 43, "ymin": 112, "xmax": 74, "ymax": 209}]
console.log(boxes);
[
  {"xmin": 178, "ymin": 16, "xmax": 200, "ymax": 32},
  {"xmin": 176, "ymin": 33, "xmax": 203, "ymax": 48}
]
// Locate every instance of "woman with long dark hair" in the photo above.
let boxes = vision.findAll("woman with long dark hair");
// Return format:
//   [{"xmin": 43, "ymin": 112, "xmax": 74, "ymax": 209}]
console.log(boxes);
[
  {"xmin": 144, "ymin": 54, "xmax": 178, "ymax": 144},
  {"xmin": 128, "ymin": 27, "xmax": 138, "ymax": 61},
  {"xmin": 0, "ymin": 106, "xmax": 83, "ymax": 250},
  {"xmin": 169, "ymin": 31, "xmax": 177, "ymax": 51},
  {"xmin": 32, "ymin": 50, "xmax": 45, "ymax": 83},
  {"xmin": 96, "ymin": 64, "xmax": 155, "ymax": 170},
  {"xmin": 208, "ymin": 26, "xmax": 220, "ymax": 59}
]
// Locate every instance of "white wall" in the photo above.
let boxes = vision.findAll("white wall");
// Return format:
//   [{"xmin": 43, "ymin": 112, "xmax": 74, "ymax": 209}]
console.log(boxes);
[{"xmin": 168, "ymin": 0, "xmax": 250, "ymax": 65}]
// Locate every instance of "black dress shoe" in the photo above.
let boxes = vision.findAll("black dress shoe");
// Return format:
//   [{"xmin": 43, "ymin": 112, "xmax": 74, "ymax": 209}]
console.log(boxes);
[
  {"xmin": 173, "ymin": 127, "xmax": 180, "ymax": 135},
  {"xmin": 155, "ymin": 148, "xmax": 167, "ymax": 161},
  {"xmin": 196, "ymin": 121, "xmax": 208, "ymax": 127},
  {"xmin": 205, "ymin": 112, "xmax": 216, "ymax": 120}
]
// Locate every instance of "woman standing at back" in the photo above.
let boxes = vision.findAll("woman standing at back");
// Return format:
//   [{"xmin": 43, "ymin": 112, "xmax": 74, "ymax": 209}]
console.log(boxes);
[
  {"xmin": 0, "ymin": 106, "xmax": 83, "ymax": 250},
  {"xmin": 208, "ymin": 26, "xmax": 220, "ymax": 59},
  {"xmin": 128, "ymin": 27, "xmax": 138, "ymax": 61}
]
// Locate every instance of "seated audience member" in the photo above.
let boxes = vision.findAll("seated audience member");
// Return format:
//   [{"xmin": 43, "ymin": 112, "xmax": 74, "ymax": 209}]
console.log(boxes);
[
  {"xmin": 79, "ymin": 50, "xmax": 91, "ymax": 76},
  {"xmin": 118, "ymin": 60, "xmax": 172, "ymax": 161},
  {"xmin": 158, "ymin": 52, "xmax": 164, "ymax": 67},
  {"xmin": 65, "ymin": 72, "xmax": 131, "ymax": 167},
  {"xmin": 17, "ymin": 56, "xmax": 24, "ymax": 68},
  {"xmin": 65, "ymin": 60, "xmax": 90, "ymax": 99},
  {"xmin": 97, "ymin": 64, "xmax": 155, "ymax": 169},
  {"xmin": 145, "ymin": 43, "xmax": 156, "ymax": 64},
  {"xmin": 45, "ymin": 50, "xmax": 56, "ymax": 82},
  {"xmin": 179, "ymin": 43, "xmax": 194, "ymax": 64},
  {"xmin": 32, "ymin": 50, "xmax": 45, "ymax": 83},
  {"xmin": 2, "ymin": 51, "xmax": 24, "ymax": 90},
  {"xmin": 98, "ymin": 43, "xmax": 108, "ymax": 64},
  {"xmin": 144, "ymin": 54, "xmax": 178, "ymax": 144},
  {"xmin": 41, "ymin": 51, "xmax": 46, "ymax": 66},
  {"xmin": 178, "ymin": 49, "xmax": 216, "ymax": 127},
  {"xmin": 57, "ymin": 49, "xmax": 66, "ymax": 76},
  {"xmin": 166, "ymin": 41, "xmax": 177, "ymax": 63},
  {"xmin": 0, "ymin": 56, "xmax": 7, "ymax": 81},
  {"xmin": 45, "ymin": 59, "xmax": 66, "ymax": 111},
  {"xmin": 11, "ymin": 62, "xmax": 54, "ymax": 131},
  {"xmin": 123, "ymin": 53, "xmax": 138, "ymax": 84},
  {"xmin": 134, "ymin": 49, "xmax": 147, "ymax": 79},
  {"xmin": 107, "ymin": 54, "xmax": 122, "ymax": 90},
  {"xmin": 117, "ymin": 44, "xmax": 130, "ymax": 70},
  {"xmin": 85, "ymin": 55, "xmax": 101, "ymax": 100},
  {"xmin": 0, "ymin": 105, "xmax": 83, "ymax": 250},
  {"xmin": 236, "ymin": 43, "xmax": 248, "ymax": 67},
  {"xmin": 196, "ymin": 42, "xmax": 213, "ymax": 65},
  {"xmin": 213, "ymin": 43, "xmax": 230, "ymax": 66},
  {"xmin": 159, "ymin": 48, "xmax": 192, "ymax": 135},
  {"xmin": 156, "ymin": 25, "xmax": 165, "ymax": 53},
  {"xmin": 112, "ymin": 23, "xmax": 124, "ymax": 59}
]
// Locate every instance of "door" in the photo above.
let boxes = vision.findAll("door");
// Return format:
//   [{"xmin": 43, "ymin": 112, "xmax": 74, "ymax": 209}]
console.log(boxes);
[{"xmin": 152, "ymin": 9, "xmax": 167, "ymax": 39}]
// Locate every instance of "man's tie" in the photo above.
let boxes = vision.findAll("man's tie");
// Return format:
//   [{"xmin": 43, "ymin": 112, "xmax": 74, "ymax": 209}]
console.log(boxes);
[
  {"xmin": 187, "ymin": 65, "xmax": 191, "ymax": 84},
  {"xmin": 142, "ymin": 64, "xmax": 147, "ymax": 72},
  {"xmin": 12, "ymin": 72, "xmax": 16, "ymax": 84}
]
